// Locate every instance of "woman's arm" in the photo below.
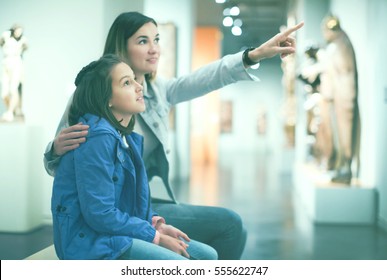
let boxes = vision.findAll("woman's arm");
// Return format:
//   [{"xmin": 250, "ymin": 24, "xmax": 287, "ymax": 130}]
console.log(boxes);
[
  {"xmin": 163, "ymin": 22, "xmax": 304, "ymax": 105},
  {"xmin": 161, "ymin": 51, "xmax": 256, "ymax": 106}
]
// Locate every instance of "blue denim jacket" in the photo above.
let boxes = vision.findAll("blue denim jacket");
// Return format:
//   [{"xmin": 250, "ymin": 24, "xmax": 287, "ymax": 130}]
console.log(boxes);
[{"xmin": 51, "ymin": 114, "xmax": 156, "ymax": 259}]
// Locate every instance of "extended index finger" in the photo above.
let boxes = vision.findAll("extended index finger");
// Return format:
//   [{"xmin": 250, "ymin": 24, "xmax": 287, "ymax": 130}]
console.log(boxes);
[{"xmin": 282, "ymin": 21, "xmax": 304, "ymax": 36}]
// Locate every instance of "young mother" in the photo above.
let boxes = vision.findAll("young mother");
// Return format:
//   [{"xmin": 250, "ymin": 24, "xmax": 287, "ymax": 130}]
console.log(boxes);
[{"xmin": 44, "ymin": 12, "xmax": 303, "ymax": 259}]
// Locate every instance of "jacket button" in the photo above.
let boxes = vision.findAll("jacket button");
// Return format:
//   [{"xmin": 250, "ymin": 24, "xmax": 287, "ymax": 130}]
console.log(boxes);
[
  {"xmin": 112, "ymin": 176, "xmax": 118, "ymax": 182},
  {"xmin": 79, "ymin": 233, "xmax": 85, "ymax": 238},
  {"xmin": 61, "ymin": 207, "xmax": 67, "ymax": 212},
  {"xmin": 153, "ymin": 122, "xmax": 159, "ymax": 128}
]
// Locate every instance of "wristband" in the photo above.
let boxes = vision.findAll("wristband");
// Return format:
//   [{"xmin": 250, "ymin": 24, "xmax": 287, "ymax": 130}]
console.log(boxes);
[{"xmin": 243, "ymin": 47, "xmax": 259, "ymax": 66}]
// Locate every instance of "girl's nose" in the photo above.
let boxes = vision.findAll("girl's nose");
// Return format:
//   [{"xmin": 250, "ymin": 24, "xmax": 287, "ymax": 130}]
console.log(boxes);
[{"xmin": 136, "ymin": 82, "xmax": 143, "ymax": 93}]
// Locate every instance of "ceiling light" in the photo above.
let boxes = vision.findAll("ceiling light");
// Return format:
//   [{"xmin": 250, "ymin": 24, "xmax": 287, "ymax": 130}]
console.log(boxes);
[
  {"xmin": 231, "ymin": 26, "xmax": 242, "ymax": 36},
  {"xmin": 223, "ymin": 8, "xmax": 231, "ymax": 16},
  {"xmin": 234, "ymin": 18, "xmax": 243, "ymax": 27},
  {"xmin": 230, "ymin": 6, "xmax": 240, "ymax": 16},
  {"xmin": 223, "ymin": 16, "xmax": 233, "ymax": 27},
  {"xmin": 215, "ymin": 0, "xmax": 226, "ymax": 3}
]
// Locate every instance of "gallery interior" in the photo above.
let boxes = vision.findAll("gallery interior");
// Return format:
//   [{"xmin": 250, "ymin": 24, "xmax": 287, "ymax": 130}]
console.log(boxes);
[{"xmin": 0, "ymin": 0, "xmax": 387, "ymax": 260}]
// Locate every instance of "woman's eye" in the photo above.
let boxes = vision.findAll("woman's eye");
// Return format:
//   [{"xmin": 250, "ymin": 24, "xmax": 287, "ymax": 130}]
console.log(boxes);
[
  {"xmin": 154, "ymin": 38, "xmax": 160, "ymax": 44},
  {"xmin": 139, "ymin": 39, "xmax": 147, "ymax": 45},
  {"xmin": 124, "ymin": 80, "xmax": 130, "ymax": 86}
]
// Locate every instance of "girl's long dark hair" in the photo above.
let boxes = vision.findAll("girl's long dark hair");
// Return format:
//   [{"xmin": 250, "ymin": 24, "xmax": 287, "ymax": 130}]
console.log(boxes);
[{"xmin": 69, "ymin": 54, "xmax": 135, "ymax": 135}]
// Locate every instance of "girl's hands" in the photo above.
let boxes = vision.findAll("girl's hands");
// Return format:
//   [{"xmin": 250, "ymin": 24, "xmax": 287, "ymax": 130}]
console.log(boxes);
[
  {"xmin": 159, "ymin": 234, "xmax": 190, "ymax": 259},
  {"xmin": 157, "ymin": 223, "xmax": 191, "ymax": 242}
]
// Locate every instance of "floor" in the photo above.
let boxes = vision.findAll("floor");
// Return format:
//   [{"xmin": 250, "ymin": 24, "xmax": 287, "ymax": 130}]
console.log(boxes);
[
  {"xmin": 1, "ymin": 146, "xmax": 387, "ymax": 260},
  {"xmin": 174, "ymin": 147, "xmax": 387, "ymax": 260}
]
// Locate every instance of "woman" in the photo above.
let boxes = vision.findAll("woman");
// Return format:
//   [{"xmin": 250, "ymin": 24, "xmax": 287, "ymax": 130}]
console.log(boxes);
[
  {"xmin": 44, "ymin": 12, "xmax": 303, "ymax": 259},
  {"xmin": 52, "ymin": 54, "xmax": 217, "ymax": 260}
]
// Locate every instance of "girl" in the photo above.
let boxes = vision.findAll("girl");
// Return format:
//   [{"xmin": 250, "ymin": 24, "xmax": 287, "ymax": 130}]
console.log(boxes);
[{"xmin": 51, "ymin": 54, "xmax": 217, "ymax": 260}]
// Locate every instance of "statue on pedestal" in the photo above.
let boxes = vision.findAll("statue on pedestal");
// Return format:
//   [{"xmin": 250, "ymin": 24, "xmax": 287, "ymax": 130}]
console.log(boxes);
[
  {"xmin": 299, "ymin": 15, "xmax": 361, "ymax": 184},
  {"xmin": 1, "ymin": 24, "xmax": 28, "ymax": 122}
]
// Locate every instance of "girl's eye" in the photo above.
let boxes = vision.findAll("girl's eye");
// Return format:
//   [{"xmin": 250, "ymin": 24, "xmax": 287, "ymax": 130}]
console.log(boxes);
[
  {"xmin": 124, "ymin": 80, "xmax": 130, "ymax": 86},
  {"xmin": 139, "ymin": 39, "xmax": 147, "ymax": 45},
  {"xmin": 154, "ymin": 37, "xmax": 160, "ymax": 44}
]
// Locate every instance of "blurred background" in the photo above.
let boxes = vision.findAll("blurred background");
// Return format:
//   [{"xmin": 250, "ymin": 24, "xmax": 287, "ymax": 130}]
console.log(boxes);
[{"xmin": 0, "ymin": 0, "xmax": 386, "ymax": 260}]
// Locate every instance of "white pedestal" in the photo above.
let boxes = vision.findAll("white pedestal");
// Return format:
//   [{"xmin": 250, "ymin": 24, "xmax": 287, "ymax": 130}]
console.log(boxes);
[
  {"xmin": 294, "ymin": 163, "xmax": 377, "ymax": 224},
  {"xmin": 0, "ymin": 123, "xmax": 44, "ymax": 232}
]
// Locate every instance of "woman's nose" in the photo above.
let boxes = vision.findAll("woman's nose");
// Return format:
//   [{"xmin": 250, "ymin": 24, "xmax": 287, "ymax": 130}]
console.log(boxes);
[{"xmin": 149, "ymin": 42, "xmax": 159, "ymax": 53}]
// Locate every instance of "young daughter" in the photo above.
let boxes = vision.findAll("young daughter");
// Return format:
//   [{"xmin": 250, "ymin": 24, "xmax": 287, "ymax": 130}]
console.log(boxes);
[{"xmin": 51, "ymin": 54, "xmax": 217, "ymax": 260}]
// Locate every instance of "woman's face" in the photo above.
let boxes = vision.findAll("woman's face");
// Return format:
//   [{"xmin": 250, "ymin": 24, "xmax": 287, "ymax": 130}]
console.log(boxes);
[
  {"xmin": 126, "ymin": 22, "xmax": 160, "ymax": 80},
  {"xmin": 109, "ymin": 62, "xmax": 145, "ymax": 123}
]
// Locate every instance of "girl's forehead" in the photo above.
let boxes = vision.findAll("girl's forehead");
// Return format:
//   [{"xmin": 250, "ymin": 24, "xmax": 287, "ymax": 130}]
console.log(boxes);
[{"xmin": 111, "ymin": 62, "xmax": 134, "ymax": 78}]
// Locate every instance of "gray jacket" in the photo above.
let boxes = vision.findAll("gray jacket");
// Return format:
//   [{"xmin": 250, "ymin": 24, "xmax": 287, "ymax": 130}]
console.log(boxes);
[{"xmin": 44, "ymin": 52, "xmax": 257, "ymax": 203}]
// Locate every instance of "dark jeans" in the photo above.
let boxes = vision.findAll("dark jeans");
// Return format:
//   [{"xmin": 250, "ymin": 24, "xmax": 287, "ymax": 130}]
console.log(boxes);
[{"xmin": 152, "ymin": 203, "xmax": 247, "ymax": 260}]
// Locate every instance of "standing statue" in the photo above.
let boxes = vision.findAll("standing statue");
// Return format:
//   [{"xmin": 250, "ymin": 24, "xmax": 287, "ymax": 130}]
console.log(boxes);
[
  {"xmin": 318, "ymin": 15, "xmax": 360, "ymax": 184},
  {"xmin": 1, "ymin": 24, "xmax": 28, "ymax": 122},
  {"xmin": 297, "ymin": 15, "xmax": 360, "ymax": 184}
]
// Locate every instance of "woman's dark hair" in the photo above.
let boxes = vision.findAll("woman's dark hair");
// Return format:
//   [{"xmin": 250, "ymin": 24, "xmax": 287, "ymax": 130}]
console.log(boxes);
[
  {"xmin": 103, "ymin": 12, "xmax": 157, "ymax": 80},
  {"xmin": 69, "ymin": 54, "xmax": 135, "ymax": 135}
]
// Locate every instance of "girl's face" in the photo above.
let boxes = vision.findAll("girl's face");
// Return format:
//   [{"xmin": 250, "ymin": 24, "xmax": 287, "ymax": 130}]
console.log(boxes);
[
  {"xmin": 109, "ymin": 62, "xmax": 145, "ymax": 125},
  {"xmin": 126, "ymin": 22, "xmax": 160, "ymax": 82}
]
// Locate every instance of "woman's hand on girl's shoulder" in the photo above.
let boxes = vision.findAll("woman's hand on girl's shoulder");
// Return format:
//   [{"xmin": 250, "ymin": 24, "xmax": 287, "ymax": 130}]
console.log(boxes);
[{"xmin": 53, "ymin": 123, "xmax": 89, "ymax": 156}]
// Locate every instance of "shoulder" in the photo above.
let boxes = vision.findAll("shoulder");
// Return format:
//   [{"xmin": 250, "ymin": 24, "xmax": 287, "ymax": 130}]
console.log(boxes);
[
  {"xmin": 80, "ymin": 114, "xmax": 118, "ymax": 137},
  {"xmin": 77, "ymin": 114, "xmax": 121, "ymax": 151}
]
